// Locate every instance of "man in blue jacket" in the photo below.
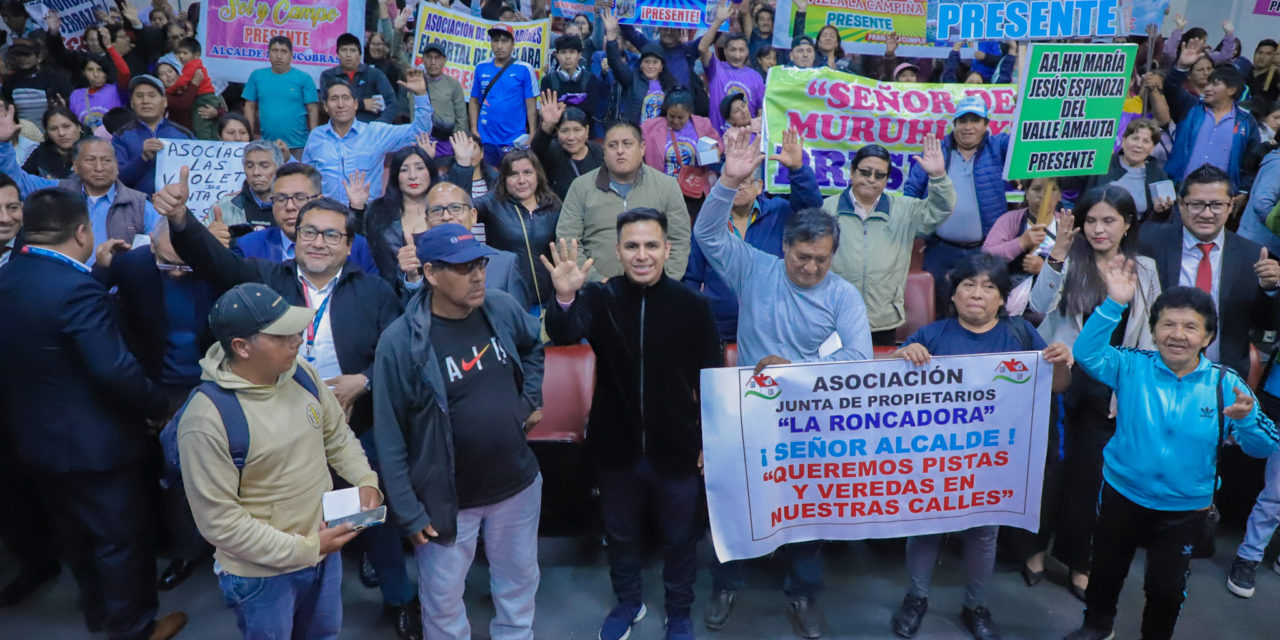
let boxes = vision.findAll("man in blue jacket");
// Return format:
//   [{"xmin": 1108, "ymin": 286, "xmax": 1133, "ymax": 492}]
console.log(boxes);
[
  {"xmin": 1063, "ymin": 264, "xmax": 1279, "ymax": 640},
  {"xmin": 0, "ymin": 187, "xmax": 186, "ymax": 639},
  {"xmin": 111, "ymin": 75, "xmax": 193, "ymax": 195},
  {"xmin": 684, "ymin": 128, "xmax": 823, "ymax": 341},
  {"xmin": 1161, "ymin": 38, "xmax": 1260, "ymax": 200},
  {"xmin": 903, "ymin": 95, "xmax": 1010, "ymax": 308}
]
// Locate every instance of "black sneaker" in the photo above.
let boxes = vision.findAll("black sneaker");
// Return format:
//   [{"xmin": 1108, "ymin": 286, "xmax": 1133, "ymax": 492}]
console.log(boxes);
[
  {"xmin": 1062, "ymin": 627, "xmax": 1114, "ymax": 640},
  {"xmin": 891, "ymin": 594, "xmax": 928, "ymax": 638},
  {"xmin": 787, "ymin": 596, "xmax": 825, "ymax": 639},
  {"xmin": 1227, "ymin": 556, "xmax": 1260, "ymax": 598},
  {"xmin": 961, "ymin": 606, "xmax": 1001, "ymax": 640},
  {"xmin": 704, "ymin": 589, "xmax": 736, "ymax": 630}
]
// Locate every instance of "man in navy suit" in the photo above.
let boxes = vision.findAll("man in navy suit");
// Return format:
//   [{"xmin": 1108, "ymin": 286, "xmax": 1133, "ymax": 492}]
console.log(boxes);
[
  {"xmin": 233, "ymin": 161, "xmax": 382, "ymax": 275},
  {"xmin": 0, "ymin": 188, "xmax": 186, "ymax": 639}
]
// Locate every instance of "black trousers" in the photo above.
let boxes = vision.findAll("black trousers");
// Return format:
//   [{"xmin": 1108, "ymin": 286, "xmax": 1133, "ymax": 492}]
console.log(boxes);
[
  {"xmin": 0, "ymin": 447, "xmax": 57, "ymax": 570},
  {"xmin": 1052, "ymin": 396, "xmax": 1114, "ymax": 574},
  {"xmin": 36, "ymin": 465, "xmax": 159, "ymax": 640},
  {"xmin": 1083, "ymin": 482, "xmax": 1206, "ymax": 640},
  {"xmin": 1004, "ymin": 394, "xmax": 1065, "ymax": 559},
  {"xmin": 596, "ymin": 456, "xmax": 701, "ymax": 618}
]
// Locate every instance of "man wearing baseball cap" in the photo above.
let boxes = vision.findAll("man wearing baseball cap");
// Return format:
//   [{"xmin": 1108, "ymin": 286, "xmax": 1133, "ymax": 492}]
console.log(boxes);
[
  {"xmin": 178, "ymin": 282, "xmax": 382, "ymax": 638},
  {"xmin": 421, "ymin": 40, "xmax": 468, "ymax": 162},
  {"xmin": 1, "ymin": 35, "xmax": 72, "ymax": 123},
  {"xmin": 374, "ymin": 223, "xmax": 545, "ymax": 640},
  {"xmin": 112, "ymin": 72, "xmax": 193, "ymax": 195},
  {"xmin": 470, "ymin": 22, "xmax": 539, "ymax": 167},
  {"xmin": 903, "ymin": 93, "xmax": 1011, "ymax": 309}
]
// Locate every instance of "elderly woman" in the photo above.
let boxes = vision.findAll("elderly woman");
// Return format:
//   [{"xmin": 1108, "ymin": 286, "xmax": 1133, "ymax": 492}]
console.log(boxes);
[
  {"xmin": 891, "ymin": 253, "xmax": 1072, "ymax": 640},
  {"xmin": 1081, "ymin": 118, "xmax": 1173, "ymax": 223},
  {"xmin": 1029, "ymin": 185, "xmax": 1162, "ymax": 603}
]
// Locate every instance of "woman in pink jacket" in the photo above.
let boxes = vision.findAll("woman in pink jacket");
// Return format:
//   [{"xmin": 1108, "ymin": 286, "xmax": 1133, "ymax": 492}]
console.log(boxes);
[{"xmin": 640, "ymin": 89, "xmax": 722, "ymax": 221}]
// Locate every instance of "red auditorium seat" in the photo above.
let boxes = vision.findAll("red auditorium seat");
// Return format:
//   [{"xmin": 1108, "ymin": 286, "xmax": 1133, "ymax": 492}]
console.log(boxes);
[
  {"xmin": 1248, "ymin": 344, "xmax": 1263, "ymax": 391},
  {"xmin": 724, "ymin": 343, "xmax": 738, "ymax": 368},
  {"xmin": 895, "ymin": 270, "xmax": 936, "ymax": 343},
  {"xmin": 529, "ymin": 344, "xmax": 594, "ymax": 444}
]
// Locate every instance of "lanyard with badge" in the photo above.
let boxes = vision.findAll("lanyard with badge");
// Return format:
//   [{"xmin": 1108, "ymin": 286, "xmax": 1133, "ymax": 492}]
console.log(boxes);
[
  {"xmin": 22, "ymin": 246, "xmax": 91, "ymax": 273},
  {"xmin": 301, "ymin": 286, "xmax": 332, "ymax": 363}
]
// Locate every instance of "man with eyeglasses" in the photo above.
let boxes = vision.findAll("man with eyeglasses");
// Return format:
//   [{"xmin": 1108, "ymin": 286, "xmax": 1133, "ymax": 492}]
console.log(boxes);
[
  {"xmin": 400, "ymin": 181, "xmax": 530, "ymax": 308},
  {"xmin": 373, "ymin": 223, "xmax": 544, "ymax": 640},
  {"xmin": 1132, "ymin": 164, "xmax": 1280, "ymax": 601},
  {"xmin": 233, "ymin": 162, "xmax": 382, "ymax": 276},
  {"xmin": 824, "ymin": 135, "xmax": 956, "ymax": 347},
  {"xmin": 152, "ymin": 170, "xmax": 420, "ymax": 637},
  {"xmin": 0, "ymin": 113, "xmax": 160, "ymax": 263}
]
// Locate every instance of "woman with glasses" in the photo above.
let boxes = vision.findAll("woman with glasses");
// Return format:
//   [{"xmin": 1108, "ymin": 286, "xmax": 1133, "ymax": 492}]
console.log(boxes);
[
  {"xmin": 1028, "ymin": 185, "xmax": 1161, "ymax": 603},
  {"xmin": 822, "ymin": 139, "xmax": 956, "ymax": 346}
]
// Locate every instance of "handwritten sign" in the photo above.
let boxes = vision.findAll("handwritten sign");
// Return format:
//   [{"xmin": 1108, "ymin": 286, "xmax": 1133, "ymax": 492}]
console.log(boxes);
[
  {"xmin": 154, "ymin": 139, "xmax": 246, "ymax": 224},
  {"xmin": 702, "ymin": 353, "xmax": 1051, "ymax": 562}
]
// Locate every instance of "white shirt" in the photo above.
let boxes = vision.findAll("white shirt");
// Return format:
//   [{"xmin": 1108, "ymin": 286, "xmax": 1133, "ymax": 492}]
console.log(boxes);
[
  {"xmin": 1178, "ymin": 227, "xmax": 1223, "ymax": 361},
  {"xmin": 0, "ymin": 237, "xmax": 14, "ymax": 268},
  {"xmin": 299, "ymin": 268, "xmax": 342, "ymax": 380}
]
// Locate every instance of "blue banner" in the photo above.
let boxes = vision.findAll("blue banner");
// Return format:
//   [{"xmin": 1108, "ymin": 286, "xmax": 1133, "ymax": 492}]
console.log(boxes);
[
  {"xmin": 615, "ymin": 0, "xmax": 728, "ymax": 31},
  {"xmin": 929, "ymin": 0, "xmax": 1136, "ymax": 42}
]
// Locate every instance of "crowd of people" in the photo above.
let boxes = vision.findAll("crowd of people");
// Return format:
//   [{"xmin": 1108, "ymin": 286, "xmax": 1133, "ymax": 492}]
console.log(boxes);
[{"xmin": 3, "ymin": 2, "xmax": 1280, "ymax": 640}]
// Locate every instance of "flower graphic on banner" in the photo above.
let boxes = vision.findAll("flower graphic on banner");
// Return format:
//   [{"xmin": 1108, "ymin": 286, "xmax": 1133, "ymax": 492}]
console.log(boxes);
[
  {"xmin": 744, "ymin": 373, "xmax": 782, "ymax": 400},
  {"xmin": 993, "ymin": 358, "xmax": 1030, "ymax": 384}
]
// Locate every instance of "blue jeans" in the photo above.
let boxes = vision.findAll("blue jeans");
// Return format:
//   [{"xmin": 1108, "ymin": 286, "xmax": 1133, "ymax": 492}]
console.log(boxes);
[
  {"xmin": 351, "ymin": 430, "xmax": 414, "ymax": 606},
  {"xmin": 416, "ymin": 474, "xmax": 542, "ymax": 640},
  {"xmin": 217, "ymin": 552, "xmax": 342, "ymax": 639},
  {"xmin": 1238, "ymin": 446, "xmax": 1280, "ymax": 562},
  {"xmin": 709, "ymin": 541, "xmax": 824, "ymax": 599}
]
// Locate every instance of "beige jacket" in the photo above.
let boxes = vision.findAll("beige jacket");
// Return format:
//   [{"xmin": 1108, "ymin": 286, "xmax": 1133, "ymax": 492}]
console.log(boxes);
[
  {"xmin": 1030, "ymin": 255, "xmax": 1161, "ymax": 349},
  {"xmin": 555, "ymin": 164, "xmax": 691, "ymax": 281},
  {"xmin": 177, "ymin": 344, "xmax": 380, "ymax": 578}
]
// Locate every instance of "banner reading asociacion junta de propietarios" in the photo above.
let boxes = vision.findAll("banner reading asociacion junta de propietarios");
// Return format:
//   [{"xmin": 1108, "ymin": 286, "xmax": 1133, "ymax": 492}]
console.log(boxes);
[
  {"xmin": 762, "ymin": 66, "xmax": 1017, "ymax": 196},
  {"xmin": 702, "ymin": 353, "xmax": 1051, "ymax": 562}
]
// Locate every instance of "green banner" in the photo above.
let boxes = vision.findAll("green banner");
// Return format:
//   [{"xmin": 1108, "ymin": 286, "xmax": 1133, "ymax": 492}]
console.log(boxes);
[
  {"xmin": 1003, "ymin": 43, "xmax": 1137, "ymax": 180},
  {"xmin": 762, "ymin": 66, "xmax": 1017, "ymax": 196}
]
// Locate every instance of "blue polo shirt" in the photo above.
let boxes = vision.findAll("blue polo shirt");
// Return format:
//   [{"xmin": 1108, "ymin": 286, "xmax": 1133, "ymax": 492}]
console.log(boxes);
[{"xmin": 471, "ymin": 58, "xmax": 538, "ymax": 146}]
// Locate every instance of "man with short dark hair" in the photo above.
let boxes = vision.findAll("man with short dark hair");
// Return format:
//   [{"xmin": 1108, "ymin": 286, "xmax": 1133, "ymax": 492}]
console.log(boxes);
[
  {"xmin": 112, "ymin": 74, "xmax": 194, "ymax": 195},
  {"xmin": 0, "ymin": 171, "xmax": 21, "ymax": 267},
  {"xmin": 1062, "ymin": 271, "xmax": 1279, "ymax": 640},
  {"xmin": 302, "ymin": 71, "xmax": 432, "ymax": 205},
  {"xmin": 540, "ymin": 34, "xmax": 595, "ymax": 114},
  {"xmin": 245, "ymin": 36, "xmax": 319, "ymax": 156},
  {"xmin": 321, "ymin": 32, "xmax": 398, "ymax": 124},
  {"xmin": 0, "ymin": 108, "xmax": 161, "ymax": 255},
  {"xmin": 421, "ymin": 41, "xmax": 467, "ymax": 162},
  {"xmin": 0, "ymin": 187, "xmax": 185, "ymax": 640},
  {"xmin": 2, "ymin": 35, "xmax": 73, "ymax": 123},
  {"xmin": 545, "ymin": 204, "xmax": 721, "ymax": 640},
  {"xmin": 374, "ymin": 223, "xmax": 545, "ymax": 640},
  {"xmin": 470, "ymin": 22, "xmax": 538, "ymax": 166},
  {"xmin": 694, "ymin": 127, "xmax": 872, "ymax": 639},
  {"xmin": 1246, "ymin": 39, "xmax": 1280, "ymax": 103}
]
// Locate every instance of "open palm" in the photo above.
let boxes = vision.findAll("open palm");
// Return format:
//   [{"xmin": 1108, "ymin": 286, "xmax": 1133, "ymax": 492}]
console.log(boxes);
[{"xmin": 538, "ymin": 239, "xmax": 594, "ymax": 300}]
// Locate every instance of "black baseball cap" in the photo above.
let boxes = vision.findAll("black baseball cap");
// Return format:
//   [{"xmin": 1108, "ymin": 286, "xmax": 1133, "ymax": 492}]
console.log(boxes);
[
  {"xmin": 416, "ymin": 224, "xmax": 497, "ymax": 265},
  {"xmin": 422, "ymin": 41, "xmax": 446, "ymax": 57},
  {"xmin": 791, "ymin": 35, "xmax": 815, "ymax": 49},
  {"xmin": 209, "ymin": 283, "xmax": 315, "ymax": 342},
  {"xmin": 130, "ymin": 74, "xmax": 165, "ymax": 95}
]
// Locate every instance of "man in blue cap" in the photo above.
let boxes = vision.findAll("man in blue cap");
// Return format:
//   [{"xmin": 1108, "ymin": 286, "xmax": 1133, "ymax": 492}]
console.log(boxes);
[
  {"xmin": 373, "ymin": 223, "xmax": 545, "ymax": 640},
  {"xmin": 903, "ymin": 94, "xmax": 1011, "ymax": 308}
]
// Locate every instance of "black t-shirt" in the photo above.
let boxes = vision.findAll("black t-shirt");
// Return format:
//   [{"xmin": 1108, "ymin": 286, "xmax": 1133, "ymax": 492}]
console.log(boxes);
[{"xmin": 430, "ymin": 311, "xmax": 538, "ymax": 508}]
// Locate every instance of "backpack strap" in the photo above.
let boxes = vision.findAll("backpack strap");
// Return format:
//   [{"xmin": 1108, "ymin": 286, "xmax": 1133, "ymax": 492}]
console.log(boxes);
[
  {"xmin": 194, "ymin": 381, "xmax": 252, "ymax": 471},
  {"xmin": 1008, "ymin": 316, "xmax": 1034, "ymax": 351},
  {"xmin": 291, "ymin": 366, "xmax": 321, "ymax": 400}
]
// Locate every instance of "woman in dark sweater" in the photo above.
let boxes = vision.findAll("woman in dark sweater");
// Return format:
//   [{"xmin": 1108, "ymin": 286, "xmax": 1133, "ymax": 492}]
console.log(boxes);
[
  {"xmin": 532, "ymin": 97, "xmax": 604, "ymax": 200},
  {"xmin": 472, "ymin": 149, "xmax": 562, "ymax": 309},
  {"xmin": 22, "ymin": 105, "xmax": 86, "ymax": 180}
]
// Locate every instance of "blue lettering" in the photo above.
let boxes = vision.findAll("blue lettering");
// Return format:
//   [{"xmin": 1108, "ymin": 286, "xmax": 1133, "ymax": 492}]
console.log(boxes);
[{"xmin": 1005, "ymin": 1, "xmax": 1029, "ymax": 39}]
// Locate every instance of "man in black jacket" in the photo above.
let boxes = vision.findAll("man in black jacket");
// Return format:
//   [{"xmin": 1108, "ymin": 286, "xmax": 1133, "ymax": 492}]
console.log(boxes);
[
  {"xmin": 544, "ymin": 209, "xmax": 722, "ymax": 640},
  {"xmin": 153, "ymin": 171, "xmax": 420, "ymax": 638},
  {"xmin": 373, "ymin": 223, "xmax": 544, "ymax": 640}
]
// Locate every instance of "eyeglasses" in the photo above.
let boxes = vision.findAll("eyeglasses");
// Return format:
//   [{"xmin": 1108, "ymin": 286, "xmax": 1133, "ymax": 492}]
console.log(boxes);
[
  {"xmin": 271, "ymin": 192, "xmax": 318, "ymax": 206},
  {"xmin": 297, "ymin": 225, "xmax": 348, "ymax": 245},
  {"xmin": 1181, "ymin": 200, "xmax": 1231, "ymax": 215},
  {"xmin": 426, "ymin": 203, "xmax": 470, "ymax": 220},
  {"xmin": 856, "ymin": 167, "xmax": 890, "ymax": 181},
  {"xmin": 155, "ymin": 262, "xmax": 193, "ymax": 273},
  {"xmin": 433, "ymin": 257, "xmax": 489, "ymax": 274}
]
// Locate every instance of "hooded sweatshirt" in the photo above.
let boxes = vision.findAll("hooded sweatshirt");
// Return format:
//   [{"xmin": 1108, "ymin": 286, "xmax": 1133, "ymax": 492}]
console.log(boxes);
[{"xmin": 177, "ymin": 344, "xmax": 380, "ymax": 578}]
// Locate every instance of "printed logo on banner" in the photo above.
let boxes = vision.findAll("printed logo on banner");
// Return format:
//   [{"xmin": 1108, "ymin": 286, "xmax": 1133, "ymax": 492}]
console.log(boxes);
[
  {"xmin": 993, "ymin": 358, "xmax": 1030, "ymax": 384},
  {"xmin": 744, "ymin": 373, "xmax": 781, "ymax": 400}
]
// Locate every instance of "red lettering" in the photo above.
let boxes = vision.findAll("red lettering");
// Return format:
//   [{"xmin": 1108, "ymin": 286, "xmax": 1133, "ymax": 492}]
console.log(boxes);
[
  {"xmin": 827, "ymin": 82, "xmax": 850, "ymax": 109},
  {"xmin": 929, "ymin": 91, "xmax": 956, "ymax": 115}
]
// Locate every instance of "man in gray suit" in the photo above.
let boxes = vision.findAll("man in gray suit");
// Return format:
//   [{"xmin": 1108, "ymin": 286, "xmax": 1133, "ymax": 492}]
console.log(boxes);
[{"xmin": 404, "ymin": 182, "xmax": 529, "ymax": 308}]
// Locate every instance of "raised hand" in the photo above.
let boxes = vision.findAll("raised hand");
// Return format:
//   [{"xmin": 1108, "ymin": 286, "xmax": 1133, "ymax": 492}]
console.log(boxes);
[
  {"xmin": 1178, "ymin": 35, "xmax": 1204, "ymax": 68},
  {"xmin": 141, "ymin": 137, "xmax": 165, "ymax": 162},
  {"xmin": 767, "ymin": 126, "xmax": 804, "ymax": 171},
  {"xmin": 208, "ymin": 205, "xmax": 231, "ymax": 248},
  {"xmin": 399, "ymin": 68, "xmax": 427, "ymax": 96},
  {"xmin": 1222, "ymin": 19, "xmax": 1234, "ymax": 36},
  {"xmin": 601, "ymin": 8, "xmax": 619, "ymax": 39},
  {"xmin": 46, "ymin": 10, "xmax": 60, "ymax": 34},
  {"xmin": 720, "ymin": 126, "xmax": 765, "ymax": 188},
  {"xmin": 121, "ymin": 3, "xmax": 139, "ymax": 24},
  {"xmin": 342, "ymin": 170, "xmax": 371, "ymax": 210},
  {"xmin": 415, "ymin": 132, "xmax": 437, "ymax": 158},
  {"xmin": 1173, "ymin": 13, "xmax": 1186, "ymax": 30},
  {"xmin": 94, "ymin": 239, "xmax": 130, "ymax": 269},
  {"xmin": 451, "ymin": 131, "xmax": 477, "ymax": 167},
  {"xmin": 1255, "ymin": 247, "xmax": 1280, "ymax": 289},
  {"xmin": 153, "ymin": 166, "xmax": 191, "ymax": 223},
  {"xmin": 539, "ymin": 89, "xmax": 564, "ymax": 132},
  {"xmin": 714, "ymin": 0, "xmax": 733, "ymax": 24},
  {"xmin": 538, "ymin": 238, "xmax": 594, "ymax": 302},
  {"xmin": 885, "ymin": 32, "xmax": 899, "ymax": 56},
  {"xmin": 1099, "ymin": 254, "xmax": 1138, "ymax": 305},
  {"xmin": 1048, "ymin": 209, "xmax": 1077, "ymax": 262},
  {"xmin": 1225, "ymin": 386, "xmax": 1255, "ymax": 420},
  {"xmin": 398, "ymin": 227, "xmax": 422, "ymax": 282},
  {"xmin": 913, "ymin": 134, "xmax": 946, "ymax": 178}
]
